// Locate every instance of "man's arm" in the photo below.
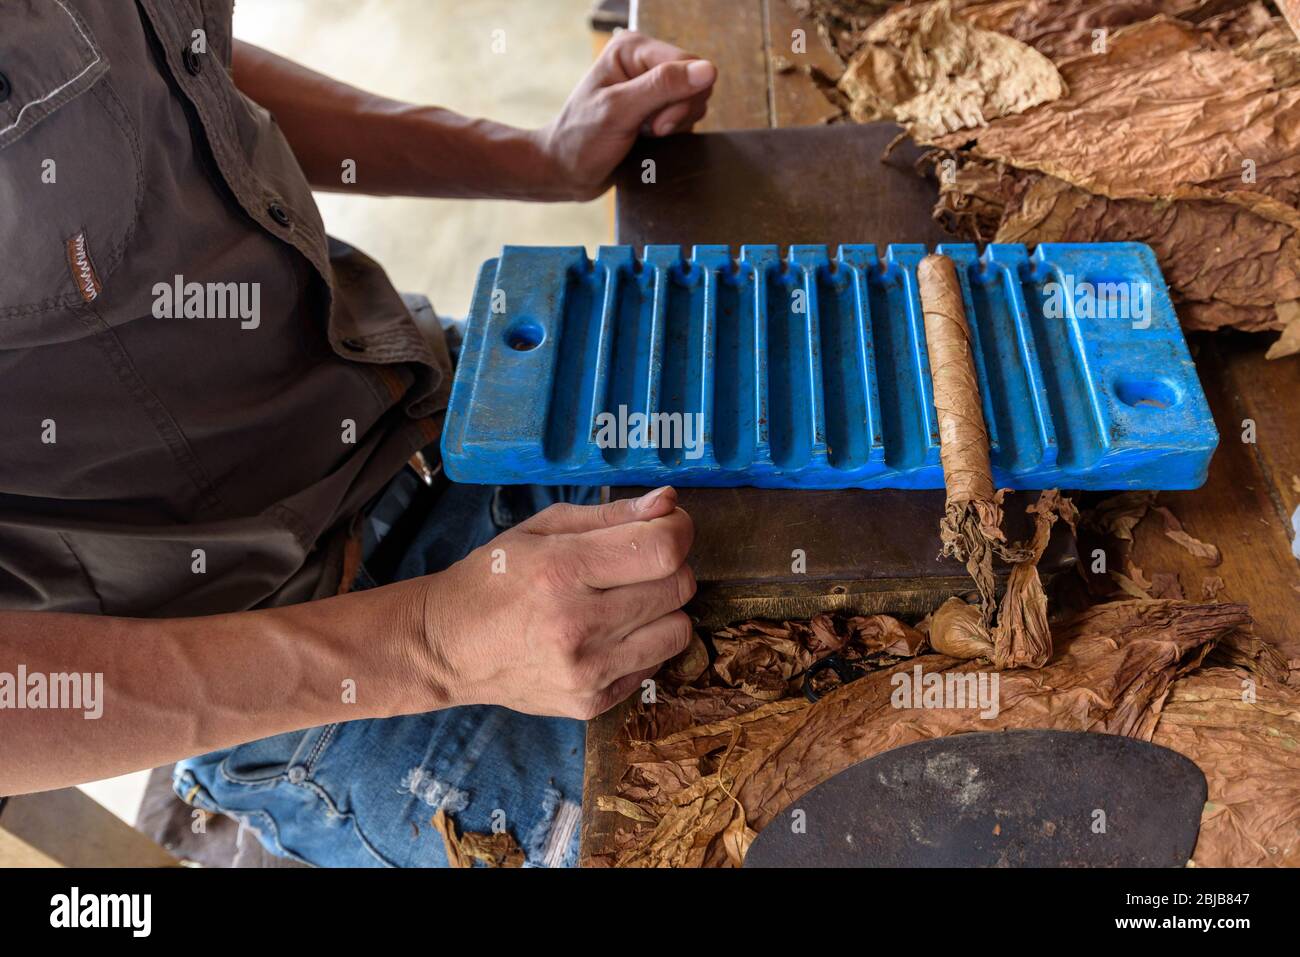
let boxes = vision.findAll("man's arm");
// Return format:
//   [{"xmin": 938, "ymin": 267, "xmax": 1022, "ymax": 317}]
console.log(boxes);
[
  {"xmin": 231, "ymin": 31, "xmax": 716, "ymax": 202},
  {"xmin": 0, "ymin": 489, "xmax": 694, "ymax": 795}
]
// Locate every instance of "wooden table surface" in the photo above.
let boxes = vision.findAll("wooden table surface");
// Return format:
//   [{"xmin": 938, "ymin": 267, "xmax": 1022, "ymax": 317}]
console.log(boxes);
[{"xmin": 579, "ymin": 0, "xmax": 1300, "ymax": 864}]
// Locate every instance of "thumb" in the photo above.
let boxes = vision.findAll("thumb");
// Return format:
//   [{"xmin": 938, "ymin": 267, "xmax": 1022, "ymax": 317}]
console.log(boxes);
[
  {"xmin": 605, "ymin": 59, "xmax": 716, "ymax": 128},
  {"xmin": 520, "ymin": 486, "xmax": 678, "ymax": 534}
]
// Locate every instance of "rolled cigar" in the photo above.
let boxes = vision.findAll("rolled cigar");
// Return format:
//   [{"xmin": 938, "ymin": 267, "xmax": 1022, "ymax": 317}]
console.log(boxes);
[
  {"xmin": 918, "ymin": 254, "xmax": 1021, "ymax": 631},
  {"xmin": 917, "ymin": 254, "xmax": 994, "ymax": 509}
]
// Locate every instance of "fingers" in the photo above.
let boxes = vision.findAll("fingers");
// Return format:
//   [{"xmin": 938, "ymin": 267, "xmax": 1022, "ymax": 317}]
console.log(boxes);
[
  {"xmin": 566, "ymin": 506, "xmax": 695, "ymax": 589},
  {"xmin": 605, "ymin": 30, "xmax": 696, "ymax": 80},
  {"xmin": 520, "ymin": 486, "xmax": 676, "ymax": 535},
  {"xmin": 588, "ymin": 611, "xmax": 694, "ymax": 698},
  {"xmin": 597, "ymin": 563, "xmax": 697, "ymax": 634},
  {"xmin": 588, "ymin": 665, "xmax": 659, "ymax": 718},
  {"xmin": 644, "ymin": 93, "xmax": 710, "ymax": 136},
  {"xmin": 604, "ymin": 57, "xmax": 717, "ymax": 130}
]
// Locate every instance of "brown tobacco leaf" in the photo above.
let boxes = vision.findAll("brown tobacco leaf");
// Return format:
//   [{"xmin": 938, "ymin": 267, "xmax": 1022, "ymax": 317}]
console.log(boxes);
[
  {"xmin": 932, "ymin": 158, "xmax": 1300, "ymax": 339},
  {"xmin": 931, "ymin": 16, "xmax": 1300, "ymax": 226},
  {"xmin": 1084, "ymin": 490, "xmax": 1157, "ymax": 543},
  {"xmin": 664, "ymin": 632, "xmax": 709, "ymax": 686},
  {"xmin": 838, "ymin": 0, "xmax": 1065, "ymax": 139},
  {"xmin": 1152, "ymin": 505, "xmax": 1223, "ymax": 566},
  {"xmin": 959, "ymin": 0, "xmax": 1217, "ymax": 61},
  {"xmin": 1265, "ymin": 300, "xmax": 1300, "ymax": 358},
  {"xmin": 431, "ymin": 809, "xmax": 525, "ymax": 868},
  {"xmin": 1201, "ymin": 575, "xmax": 1227, "ymax": 601},
  {"xmin": 1205, "ymin": 628, "xmax": 1293, "ymax": 683},
  {"xmin": 1152, "ymin": 667, "xmax": 1300, "ymax": 866},
  {"xmin": 927, "ymin": 596, "xmax": 996, "ymax": 658},
  {"xmin": 849, "ymin": 613, "xmax": 927, "ymax": 655},
  {"xmin": 991, "ymin": 172, "xmax": 1300, "ymax": 338},
  {"xmin": 602, "ymin": 600, "xmax": 1250, "ymax": 867},
  {"xmin": 1150, "ymin": 571, "xmax": 1186, "ymax": 600},
  {"xmin": 990, "ymin": 489, "xmax": 1078, "ymax": 668},
  {"xmin": 596, "ymin": 795, "xmax": 658, "ymax": 825},
  {"xmin": 789, "ymin": 0, "xmax": 904, "ymax": 61}
]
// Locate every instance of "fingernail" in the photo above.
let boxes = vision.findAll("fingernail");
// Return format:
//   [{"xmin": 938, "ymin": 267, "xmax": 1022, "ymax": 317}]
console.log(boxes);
[
  {"xmin": 686, "ymin": 59, "xmax": 715, "ymax": 89},
  {"xmin": 654, "ymin": 116, "xmax": 674, "ymax": 136},
  {"xmin": 636, "ymin": 486, "xmax": 671, "ymax": 512}
]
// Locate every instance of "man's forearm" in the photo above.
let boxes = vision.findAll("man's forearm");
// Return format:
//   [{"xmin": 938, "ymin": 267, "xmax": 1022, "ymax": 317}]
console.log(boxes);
[
  {"xmin": 0, "ymin": 581, "xmax": 434, "ymax": 795},
  {"xmin": 231, "ymin": 40, "xmax": 568, "ymax": 200}
]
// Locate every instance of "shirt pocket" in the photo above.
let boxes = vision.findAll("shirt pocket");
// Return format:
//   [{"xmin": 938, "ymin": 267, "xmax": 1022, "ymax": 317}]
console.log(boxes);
[{"xmin": 0, "ymin": 0, "xmax": 141, "ymax": 325}]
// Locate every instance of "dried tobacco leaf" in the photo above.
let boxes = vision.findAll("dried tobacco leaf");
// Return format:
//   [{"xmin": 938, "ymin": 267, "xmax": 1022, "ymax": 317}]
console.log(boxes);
[
  {"xmin": 1150, "ymin": 571, "xmax": 1186, "ymax": 600},
  {"xmin": 431, "ymin": 808, "xmax": 525, "ymax": 868},
  {"xmin": 927, "ymin": 595, "xmax": 996, "ymax": 658},
  {"xmin": 1152, "ymin": 505, "xmax": 1223, "ymax": 566},
  {"xmin": 1152, "ymin": 666, "xmax": 1300, "ymax": 866},
  {"xmin": 601, "ymin": 600, "xmax": 1251, "ymax": 867},
  {"xmin": 664, "ymin": 632, "xmax": 709, "ymax": 686},
  {"xmin": 990, "ymin": 488, "xmax": 1077, "ymax": 668},
  {"xmin": 932, "ymin": 15, "xmax": 1300, "ymax": 228},
  {"xmin": 1084, "ymin": 490, "xmax": 1157, "ymax": 543},
  {"xmin": 838, "ymin": 0, "xmax": 1066, "ymax": 138}
]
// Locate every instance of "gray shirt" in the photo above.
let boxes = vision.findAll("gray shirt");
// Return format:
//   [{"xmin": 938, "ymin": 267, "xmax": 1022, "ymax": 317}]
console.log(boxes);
[{"xmin": 0, "ymin": 0, "xmax": 452, "ymax": 615}]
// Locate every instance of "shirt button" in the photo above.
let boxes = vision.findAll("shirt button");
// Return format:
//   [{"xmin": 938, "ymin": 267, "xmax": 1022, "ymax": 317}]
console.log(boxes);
[
  {"xmin": 341, "ymin": 338, "xmax": 366, "ymax": 352},
  {"xmin": 182, "ymin": 47, "xmax": 203, "ymax": 76},
  {"xmin": 268, "ymin": 201, "xmax": 291, "ymax": 227},
  {"xmin": 0, "ymin": 72, "xmax": 11, "ymax": 103},
  {"xmin": 287, "ymin": 766, "xmax": 307, "ymax": 784}
]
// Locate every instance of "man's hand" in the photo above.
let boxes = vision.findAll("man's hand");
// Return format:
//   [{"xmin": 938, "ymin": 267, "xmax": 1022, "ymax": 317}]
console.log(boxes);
[
  {"xmin": 415, "ymin": 487, "xmax": 696, "ymax": 719},
  {"xmin": 536, "ymin": 31, "xmax": 717, "ymax": 201}
]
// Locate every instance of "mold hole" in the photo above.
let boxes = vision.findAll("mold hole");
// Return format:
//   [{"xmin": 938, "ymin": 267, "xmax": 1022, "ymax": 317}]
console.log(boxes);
[
  {"xmin": 505, "ymin": 319, "xmax": 545, "ymax": 352},
  {"xmin": 1114, "ymin": 377, "xmax": 1177, "ymax": 409}
]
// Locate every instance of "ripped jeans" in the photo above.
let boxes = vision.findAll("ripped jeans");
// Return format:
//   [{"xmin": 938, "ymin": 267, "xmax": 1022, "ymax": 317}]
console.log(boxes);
[{"xmin": 173, "ymin": 481, "xmax": 598, "ymax": 867}]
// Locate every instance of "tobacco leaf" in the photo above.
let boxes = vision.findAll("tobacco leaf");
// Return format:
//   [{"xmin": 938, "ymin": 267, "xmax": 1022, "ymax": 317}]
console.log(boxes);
[
  {"xmin": 934, "ymin": 159, "xmax": 1300, "ymax": 340},
  {"xmin": 1201, "ymin": 574, "xmax": 1227, "ymax": 601},
  {"xmin": 847, "ymin": 613, "xmax": 927, "ymax": 655},
  {"xmin": 596, "ymin": 794, "xmax": 659, "ymax": 824},
  {"xmin": 601, "ymin": 600, "xmax": 1249, "ymax": 867},
  {"xmin": 931, "ymin": 15, "xmax": 1300, "ymax": 228},
  {"xmin": 838, "ymin": 0, "xmax": 1066, "ymax": 139},
  {"xmin": 431, "ymin": 808, "xmax": 525, "ymax": 868},
  {"xmin": 1150, "ymin": 571, "xmax": 1186, "ymax": 600},
  {"xmin": 664, "ymin": 632, "xmax": 710, "ymax": 686},
  {"xmin": 1084, "ymin": 490, "xmax": 1157, "ymax": 543},
  {"xmin": 926, "ymin": 596, "xmax": 996, "ymax": 659},
  {"xmin": 990, "ymin": 488, "xmax": 1078, "ymax": 668},
  {"xmin": 1152, "ymin": 666, "xmax": 1300, "ymax": 866},
  {"xmin": 958, "ymin": 0, "xmax": 1223, "ymax": 61},
  {"xmin": 1152, "ymin": 505, "xmax": 1223, "ymax": 566}
]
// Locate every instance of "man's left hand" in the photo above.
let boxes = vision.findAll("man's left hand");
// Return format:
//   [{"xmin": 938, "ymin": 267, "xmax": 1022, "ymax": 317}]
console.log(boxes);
[{"xmin": 535, "ymin": 30, "xmax": 716, "ymax": 201}]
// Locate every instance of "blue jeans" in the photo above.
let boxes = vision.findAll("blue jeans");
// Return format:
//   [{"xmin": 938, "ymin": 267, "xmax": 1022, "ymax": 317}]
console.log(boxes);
[{"xmin": 174, "ymin": 482, "xmax": 598, "ymax": 867}]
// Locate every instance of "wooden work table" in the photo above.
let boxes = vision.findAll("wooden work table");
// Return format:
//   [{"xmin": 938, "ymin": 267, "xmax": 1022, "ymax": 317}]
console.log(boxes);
[{"xmin": 579, "ymin": 0, "xmax": 1300, "ymax": 864}]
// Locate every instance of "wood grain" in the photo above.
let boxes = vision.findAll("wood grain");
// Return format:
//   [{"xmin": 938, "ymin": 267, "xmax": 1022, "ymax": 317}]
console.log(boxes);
[{"xmin": 633, "ymin": 0, "xmax": 771, "ymax": 130}]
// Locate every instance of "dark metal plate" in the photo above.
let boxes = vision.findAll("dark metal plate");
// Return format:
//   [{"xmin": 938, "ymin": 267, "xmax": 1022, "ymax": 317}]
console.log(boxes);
[{"xmin": 744, "ymin": 730, "xmax": 1206, "ymax": 867}]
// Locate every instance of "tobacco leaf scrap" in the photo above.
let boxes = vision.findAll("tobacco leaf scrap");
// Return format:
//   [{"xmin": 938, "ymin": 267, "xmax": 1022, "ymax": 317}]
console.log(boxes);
[
  {"xmin": 1153, "ymin": 667, "xmax": 1300, "ymax": 866},
  {"xmin": 838, "ymin": 0, "xmax": 1066, "ymax": 139},
  {"xmin": 599, "ymin": 600, "xmax": 1250, "ymax": 867},
  {"xmin": 431, "ymin": 808, "xmax": 525, "ymax": 868},
  {"xmin": 817, "ymin": 0, "xmax": 1300, "ymax": 350}
]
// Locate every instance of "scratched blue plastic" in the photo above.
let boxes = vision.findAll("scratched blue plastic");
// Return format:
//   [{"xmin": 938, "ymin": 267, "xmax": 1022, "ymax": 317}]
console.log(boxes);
[{"xmin": 442, "ymin": 243, "xmax": 1218, "ymax": 490}]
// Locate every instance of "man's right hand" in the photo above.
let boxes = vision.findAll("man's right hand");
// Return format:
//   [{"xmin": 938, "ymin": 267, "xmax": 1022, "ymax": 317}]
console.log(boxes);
[{"xmin": 412, "ymin": 487, "xmax": 696, "ymax": 719}]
